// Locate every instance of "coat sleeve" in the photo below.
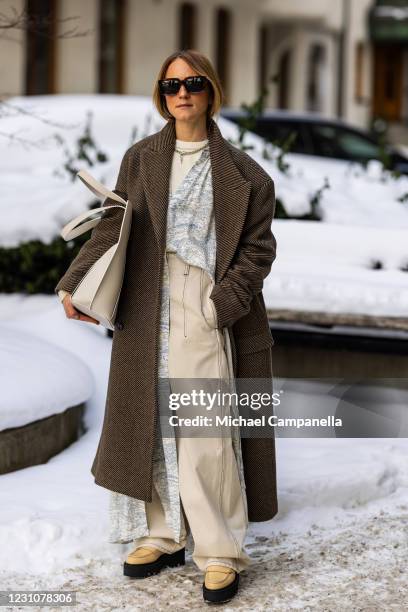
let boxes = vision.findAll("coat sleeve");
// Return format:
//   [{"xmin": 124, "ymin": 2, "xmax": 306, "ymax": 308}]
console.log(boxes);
[
  {"xmin": 58, "ymin": 289, "xmax": 69, "ymax": 302},
  {"xmin": 209, "ymin": 178, "xmax": 277, "ymax": 329},
  {"xmin": 54, "ymin": 148, "xmax": 131, "ymax": 297}
]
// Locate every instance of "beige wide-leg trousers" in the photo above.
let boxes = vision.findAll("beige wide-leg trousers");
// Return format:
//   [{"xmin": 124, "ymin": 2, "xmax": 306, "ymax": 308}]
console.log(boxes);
[{"xmin": 132, "ymin": 252, "xmax": 251, "ymax": 573}]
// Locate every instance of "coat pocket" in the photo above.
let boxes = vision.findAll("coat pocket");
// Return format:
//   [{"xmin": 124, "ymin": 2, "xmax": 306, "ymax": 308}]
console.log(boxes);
[
  {"xmin": 234, "ymin": 333, "xmax": 274, "ymax": 379},
  {"xmin": 200, "ymin": 268, "xmax": 218, "ymax": 330},
  {"xmin": 234, "ymin": 331, "xmax": 275, "ymax": 354}
]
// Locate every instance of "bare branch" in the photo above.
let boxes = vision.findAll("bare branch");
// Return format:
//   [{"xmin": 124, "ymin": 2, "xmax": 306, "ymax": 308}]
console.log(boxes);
[
  {"xmin": 0, "ymin": 5, "xmax": 92, "ymax": 39},
  {"xmin": 0, "ymin": 98, "xmax": 80, "ymax": 128},
  {"xmin": 0, "ymin": 128, "xmax": 59, "ymax": 150},
  {"xmin": 0, "ymin": 98, "xmax": 83, "ymax": 148},
  {"xmin": 0, "ymin": 5, "xmax": 92, "ymax": 147}
]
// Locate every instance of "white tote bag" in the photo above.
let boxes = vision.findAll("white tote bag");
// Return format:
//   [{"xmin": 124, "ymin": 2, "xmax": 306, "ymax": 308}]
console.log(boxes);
[{"xmin": 59, "ymin": 169, "xmax": 132, "ymax": 330}]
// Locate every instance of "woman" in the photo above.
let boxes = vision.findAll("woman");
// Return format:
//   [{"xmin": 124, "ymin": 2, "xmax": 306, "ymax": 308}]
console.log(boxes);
[{"xmin": 56, "ymin": 49, "xmax": 278, "ymax": 604}]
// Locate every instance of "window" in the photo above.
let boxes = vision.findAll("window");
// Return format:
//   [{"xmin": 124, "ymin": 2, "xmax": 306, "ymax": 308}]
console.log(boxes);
[
  {"xmin": 306, "ymin": 43, "xmax": 326, "ymax": 112},
  {"xmin": 254, "ymin": 119, "xmax": 310, "ymax": 155},
  {"xmin": 355, "ymin": 42, "xmax": 365, "ymax": 102},
  {"xmin": 278, "ymin": 49, "xmax": 291, "ymax": 109},
  {"xmin": 25, "ymin": 0, "xmax": 56, "ymax": 95},
  {"xmin": 98, "ymin": 0, "xmax": 125, "ymax": 93},
  {"xmin": 215, "ymin": 8, "xmax": 231, "ymax": 103},
  {"xmin": 259, "ymin": 23, "xmax": 268, "ymax": 98},
  {"xmin": 337, "ymin": 130, "xmax": 381, "ymax": 159},
  {"xmin": 309, "ymin": 124, "xmax": 381, "ymax": 161},
  {"xmin": 179, "ymin": 3, "xmax": 196, "ymax": 50}
]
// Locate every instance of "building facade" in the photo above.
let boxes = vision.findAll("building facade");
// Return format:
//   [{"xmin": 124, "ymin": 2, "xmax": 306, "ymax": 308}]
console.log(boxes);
[{"xmin": 2, "ymin": 0, "xmax": 408, "ymax": 140}]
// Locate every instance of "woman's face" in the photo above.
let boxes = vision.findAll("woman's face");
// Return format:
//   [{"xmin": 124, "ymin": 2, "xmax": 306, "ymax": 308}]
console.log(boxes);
[{"xmin": 163, "ymin": 58, "xmax": 211, "ymax": 124}]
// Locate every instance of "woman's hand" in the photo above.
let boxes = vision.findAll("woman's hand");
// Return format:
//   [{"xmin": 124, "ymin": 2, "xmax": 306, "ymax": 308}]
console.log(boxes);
[{"xmin": 62, "ymin": 294, "xmax": 100, "ymax": 325}]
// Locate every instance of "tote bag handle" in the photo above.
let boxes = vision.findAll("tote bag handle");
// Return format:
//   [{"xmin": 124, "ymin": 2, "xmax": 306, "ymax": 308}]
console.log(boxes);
[{"xmin": 60, "ymin": 169, "xmax": 128, "ymax": 241}]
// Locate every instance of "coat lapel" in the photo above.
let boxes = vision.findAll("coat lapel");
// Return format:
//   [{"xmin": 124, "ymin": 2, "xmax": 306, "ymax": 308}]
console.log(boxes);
[{"xmin": 139, "ymin": 116, "xmax": 251, "ymax": 283}]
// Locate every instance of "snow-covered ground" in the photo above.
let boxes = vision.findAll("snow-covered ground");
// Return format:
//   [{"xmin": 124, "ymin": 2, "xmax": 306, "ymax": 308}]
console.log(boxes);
[
  {"xmin": 1, "ymin": 94, "xmax": 408, "ymax": 317},
  {"xmin": 1, "ymin": 295, "xmax": 407, "ymax": 609}
]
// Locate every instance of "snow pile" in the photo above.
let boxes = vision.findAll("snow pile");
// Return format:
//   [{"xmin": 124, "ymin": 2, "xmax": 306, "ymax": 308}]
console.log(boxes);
[
  {"xmin": 0, "ymin": 95, "xmax": 158, "ymax": 246},
  {"xmin": 258, "ymin": 151, "xmax": 408, "ymax": 228},
  {"xmin": 263, "ymin": 220, "xmax": 408, "ymax": 317},
  {"xmin": 0, "ymin": 325, "xmax": 93, "ymax": 430}
]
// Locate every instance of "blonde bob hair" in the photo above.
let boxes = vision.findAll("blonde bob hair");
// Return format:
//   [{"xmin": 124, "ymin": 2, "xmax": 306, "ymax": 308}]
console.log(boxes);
[{"xmin": 153, "ymin": 49, "xmax": 224, "ymax": 123}]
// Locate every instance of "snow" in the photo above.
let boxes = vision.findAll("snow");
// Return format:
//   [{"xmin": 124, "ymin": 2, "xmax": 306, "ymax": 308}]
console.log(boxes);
[
  {"xmin": 263, "ymin": 220, "xmax": 408, "ymax": 317},
  {"xmin": 0, "ymin": 296, "xmax": 407, "ymax": 605},
  {"xmin": 0, "ymin": 325, "xmax": 93, "ymax": 430},
  {"xmin": 272, "ymin": 154, "xmax": 408, "ymax": 228},
  {"xmin": 1, "ymin": 95, "xmax": 408, "ymax": 607},
  {"xmin": 2, "ymin": 94, "xmax": 408, "ymax": 240},
  {"xmin": 0, "ymin": 297, "xmax": 115, "ymax": 576},
  {"xmin": 0, "ymin": 95, "xmax": 158, "ymax": 247},
  {"xmin": 2, "ymin": 94, "xmax": 408, "ymax": 320}
]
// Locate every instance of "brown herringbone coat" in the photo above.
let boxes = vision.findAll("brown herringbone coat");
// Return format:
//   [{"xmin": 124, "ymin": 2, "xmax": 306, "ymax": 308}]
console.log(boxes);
[{"xmin": 55, "ymin": 116, "xmax": 278, "ymax": 522}]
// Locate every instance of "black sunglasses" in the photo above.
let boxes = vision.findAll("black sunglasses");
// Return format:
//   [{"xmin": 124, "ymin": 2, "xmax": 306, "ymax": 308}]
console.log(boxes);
[{"xmin": 158, "ymin": 75, "xmax": 208, "ymax": 95}]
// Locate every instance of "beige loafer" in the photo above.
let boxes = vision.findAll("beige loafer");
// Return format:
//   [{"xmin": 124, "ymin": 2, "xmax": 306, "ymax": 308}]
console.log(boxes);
[
  {"xmin": 126, "ymin": 546, "xmax": 164, "ymax": 565},
  {"xmin": 124, "ymin": 545, "xmax": 185, "ymax": 578},
  {"xmin": 203, "ymin": 564, "xmax": 239, "ymax": 603}
]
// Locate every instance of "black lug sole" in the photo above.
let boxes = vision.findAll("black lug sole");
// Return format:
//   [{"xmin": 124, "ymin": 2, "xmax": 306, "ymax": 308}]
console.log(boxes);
[
  {"xmin": 123, "ymin": 546, "xmax": 185, "ymax": 579},
  {"xmin": 202, "ymin": 571, "xmax": 239, "ymax": 604}
]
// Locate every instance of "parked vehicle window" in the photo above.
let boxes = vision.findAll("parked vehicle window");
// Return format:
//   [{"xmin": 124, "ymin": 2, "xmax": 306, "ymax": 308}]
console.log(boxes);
[
  {"xmin": 336, "ymin": 129, "xmax": 382, "ymax": 160},
  {"xmin": 255, "ymin": 119, "xmax": 309, "ymax": 153},
  {"xmin": 219, "ymin": 113, "xmax": 405, "ymax": 169},
  {"xmin": 309, "ymin": 124, "xmax": 381, "ymax": 162},
  {"xmin": 224, "ymin": 116, "xmax": 311, "ymax": 155}
]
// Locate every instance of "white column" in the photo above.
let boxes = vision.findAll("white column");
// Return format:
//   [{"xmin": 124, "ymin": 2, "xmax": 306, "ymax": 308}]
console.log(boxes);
[
  {"xmin": 0, "ymin": 0, "xmax": 26, "ymax": 97},
  {"xmin": 126, "ymin": 0, "xmax": 178, "ymax": 96},
  {"xmin": 228, "ymin": 6, "xmax": 259, "ymax": 107},
  {"xmin": 55, "ymin": 0, "xmax": 99, "ymax": 93},
  {"xmin": 289, "ymin": 28, "xmax": 308, "ymax": 110}
]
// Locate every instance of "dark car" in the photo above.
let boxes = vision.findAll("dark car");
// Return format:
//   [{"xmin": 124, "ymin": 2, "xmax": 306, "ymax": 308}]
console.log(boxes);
[{"xmin": 219, "ymin": 108, "xmax": 408, "ymax": 174}]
